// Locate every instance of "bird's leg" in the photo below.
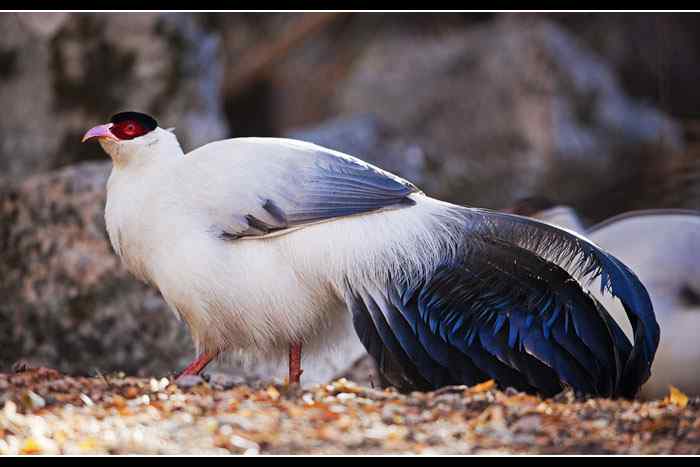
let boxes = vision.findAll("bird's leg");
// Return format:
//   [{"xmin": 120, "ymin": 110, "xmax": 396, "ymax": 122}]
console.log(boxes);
[
  {"xmin": 289, "ymin": 343, "xmax": 303, "ymax": 385},
  {"xmin": 175, "ymin": 351, "xmax": 218, "ymax": 380}
]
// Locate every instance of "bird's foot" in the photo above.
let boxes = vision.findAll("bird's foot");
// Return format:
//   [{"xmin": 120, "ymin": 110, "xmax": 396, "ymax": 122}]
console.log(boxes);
[
  {"xmin": 174, "ymin": 351, "xmax": 218, "ymax": 381},
  {"xmin": 288, "ymin": 343, "xmax": 303, "ymax": 385}
]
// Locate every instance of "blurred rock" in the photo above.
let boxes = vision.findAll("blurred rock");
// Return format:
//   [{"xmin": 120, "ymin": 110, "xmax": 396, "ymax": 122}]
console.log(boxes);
[
  {"xmin": 0, "ymin": 12, "xmax": 228, "ymax": 178},
  {"xmin": 214, "ymin": 13, "xmax": 489, "ymax": 137},
  {"xmin": 549, "ymin": 13, "xmax": 700, "ymax": 121},
  {"xmin": 0, "ymin": 161, "xmax": 194, "ymax": 376},
  {"xmin": 335, "ymin": 17, "xmax": 683, "ymax": 219},
  {"xmin": 664, "ymin": 142, "xmax": 700, "ymax": 211},
  {"xmin": 286, "ymin": 114, "xmax": 428, "ymax": 186}
]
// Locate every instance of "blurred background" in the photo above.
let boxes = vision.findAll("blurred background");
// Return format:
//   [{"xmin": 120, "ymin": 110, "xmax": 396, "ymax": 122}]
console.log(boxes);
[{"xmin": 1, "ymin": 12, "xmax": 699, "ymax": 380}]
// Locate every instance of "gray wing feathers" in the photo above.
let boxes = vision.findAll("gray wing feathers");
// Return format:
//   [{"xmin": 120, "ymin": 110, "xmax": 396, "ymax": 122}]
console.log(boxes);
[{"xmin": 222, "ymin": 139, "xmax": 419, "ymax": 239}]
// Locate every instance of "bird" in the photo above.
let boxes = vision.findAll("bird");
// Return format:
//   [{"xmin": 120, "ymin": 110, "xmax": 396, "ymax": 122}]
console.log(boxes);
[
  {"xmin": 82, "ymin": 111, "xmax": 659, "ymax": 397},
  {"xmin": 511, "ymin": 198, "xmax": 700, "ymax": 399}
]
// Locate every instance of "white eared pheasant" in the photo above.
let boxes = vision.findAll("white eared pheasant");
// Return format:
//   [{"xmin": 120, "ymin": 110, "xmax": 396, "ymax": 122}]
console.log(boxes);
[{"xmin": 82, "ymin": 111, "xmax": 659, "ymax": 397}]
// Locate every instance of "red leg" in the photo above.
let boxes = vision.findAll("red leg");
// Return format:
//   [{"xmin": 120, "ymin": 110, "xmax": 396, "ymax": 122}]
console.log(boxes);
[
  {"xmin": 175, "ymin": 351, "xmax": 218, "ymax": 380},
  {"xmin": 289, "ymin": 343, "xmax": 303, "ymax": 385}
]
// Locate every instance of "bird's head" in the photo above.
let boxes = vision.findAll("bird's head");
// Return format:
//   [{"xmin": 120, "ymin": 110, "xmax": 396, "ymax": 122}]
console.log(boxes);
[{"xmin": 82, "ymin": 111, "xmax": 182, "ymax": 168}]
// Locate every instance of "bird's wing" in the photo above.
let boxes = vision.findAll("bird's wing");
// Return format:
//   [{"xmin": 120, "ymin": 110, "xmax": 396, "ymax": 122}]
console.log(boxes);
[
  {"xmin": 186, "ymin": 137, "xmax": 420, "ymax": 239},
  {"xmin": 466, "ymin": 208, "xmax": 658, "ymax": 398},
  {"xmin": 345, "ymin": 208, "xmax": 658, "ymax": 397}
]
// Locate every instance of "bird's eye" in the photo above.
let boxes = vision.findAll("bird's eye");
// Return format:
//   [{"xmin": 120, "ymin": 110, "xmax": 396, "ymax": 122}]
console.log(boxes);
[
  {"xmin": 108, "ymin": 111, "xmax": 158, "ymax": 140},
  {"xmin": 111, "ymin": 120, "xmax": 148, "ymax": 140}
]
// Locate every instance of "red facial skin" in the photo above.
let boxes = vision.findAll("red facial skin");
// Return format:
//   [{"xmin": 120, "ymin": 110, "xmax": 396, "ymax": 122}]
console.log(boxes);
[
  {"xmin": 111, "ymin": 120, "xmax": 149, "ymax": 140},
  {"xmin": 82, "ymin": 119, "xmax": 150, "ymax": 143}
]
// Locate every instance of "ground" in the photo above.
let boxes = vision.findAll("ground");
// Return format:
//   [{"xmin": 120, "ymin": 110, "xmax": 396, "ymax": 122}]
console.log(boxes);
[{"xmin": 0, "ymin": 367, "xmax": 698, "ymax": 455}]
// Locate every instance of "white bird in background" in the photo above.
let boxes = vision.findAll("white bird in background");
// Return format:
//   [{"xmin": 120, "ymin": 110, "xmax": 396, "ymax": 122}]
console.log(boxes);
[
  {"xmin": 82, "ymin": 111, "xmax": 659, "ymax": 397},
  {"xmin": 513, "ymin": 198, "xmax": 700, "ymax": 399}
]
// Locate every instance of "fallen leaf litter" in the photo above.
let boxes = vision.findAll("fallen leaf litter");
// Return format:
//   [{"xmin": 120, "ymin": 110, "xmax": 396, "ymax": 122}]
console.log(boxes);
[{"xmin": 0, "ymin": 367, "xmax": 698, "ymax": 454}]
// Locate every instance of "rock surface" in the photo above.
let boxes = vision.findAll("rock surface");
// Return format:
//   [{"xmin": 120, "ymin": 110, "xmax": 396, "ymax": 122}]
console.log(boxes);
[
  {"xmin": 550, "ymin": 13, "xmax": 700, "ymax": 121},
  {"xmin": 0, "ymin": 162, "xmax": 194, "ymax": 377},
  {"xmin": 286, "ymin": 114, "xmax": 428, "ymax": 187},
  {"xmin": 0, "ymin": 12, "xmax": 228, "ymax": 178},
  {"xmin": 335, "ymin": 17, "xmax": 683, "ymax": 219}
]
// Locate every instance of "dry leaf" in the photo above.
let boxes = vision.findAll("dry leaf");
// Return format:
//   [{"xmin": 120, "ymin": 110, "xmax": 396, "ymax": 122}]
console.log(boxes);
[
  {"xmin": 78, "ymin": 438, "xmax": 99, "ymax": 452},
  {"xmin": 666, "ymin": 386, "xmax": 689, "ymax": 408},
  {"xmin": 3, "ymin": 370, "xmax": 700, "ymax": 454},
  {"xmin": 20, "ymin": 438, "xmax": 41, "ymax": 454},
  {"xmin": 266, "ymin": 386, "xmax": 280, "ymax": 401},
  {"xmin": 469, "ymin": 379, "xmax": 496, "ymax": 393}
]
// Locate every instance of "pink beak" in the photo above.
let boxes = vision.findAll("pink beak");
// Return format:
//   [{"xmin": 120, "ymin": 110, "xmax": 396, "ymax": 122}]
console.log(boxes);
[{"xmin": 81, "ymin": 123, "xmax": 116, "ymax": 143}]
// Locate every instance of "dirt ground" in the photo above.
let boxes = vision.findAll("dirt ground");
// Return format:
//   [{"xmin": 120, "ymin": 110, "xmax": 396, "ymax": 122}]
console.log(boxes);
[{"xmin": 1, "ymin": 367, "xmax": 698, "ymax": 455}]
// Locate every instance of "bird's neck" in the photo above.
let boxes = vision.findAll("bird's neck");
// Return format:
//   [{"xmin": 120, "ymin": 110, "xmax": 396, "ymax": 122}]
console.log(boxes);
[{"xmin": 109, "ymin": 135, "xmax": 185, "ymax": 172}]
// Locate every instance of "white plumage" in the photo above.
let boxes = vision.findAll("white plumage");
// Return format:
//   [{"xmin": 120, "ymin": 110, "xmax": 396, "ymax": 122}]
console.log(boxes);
[{"xmin": 104, "ymin": 129, "xmax": 456, "ymax": 361}]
